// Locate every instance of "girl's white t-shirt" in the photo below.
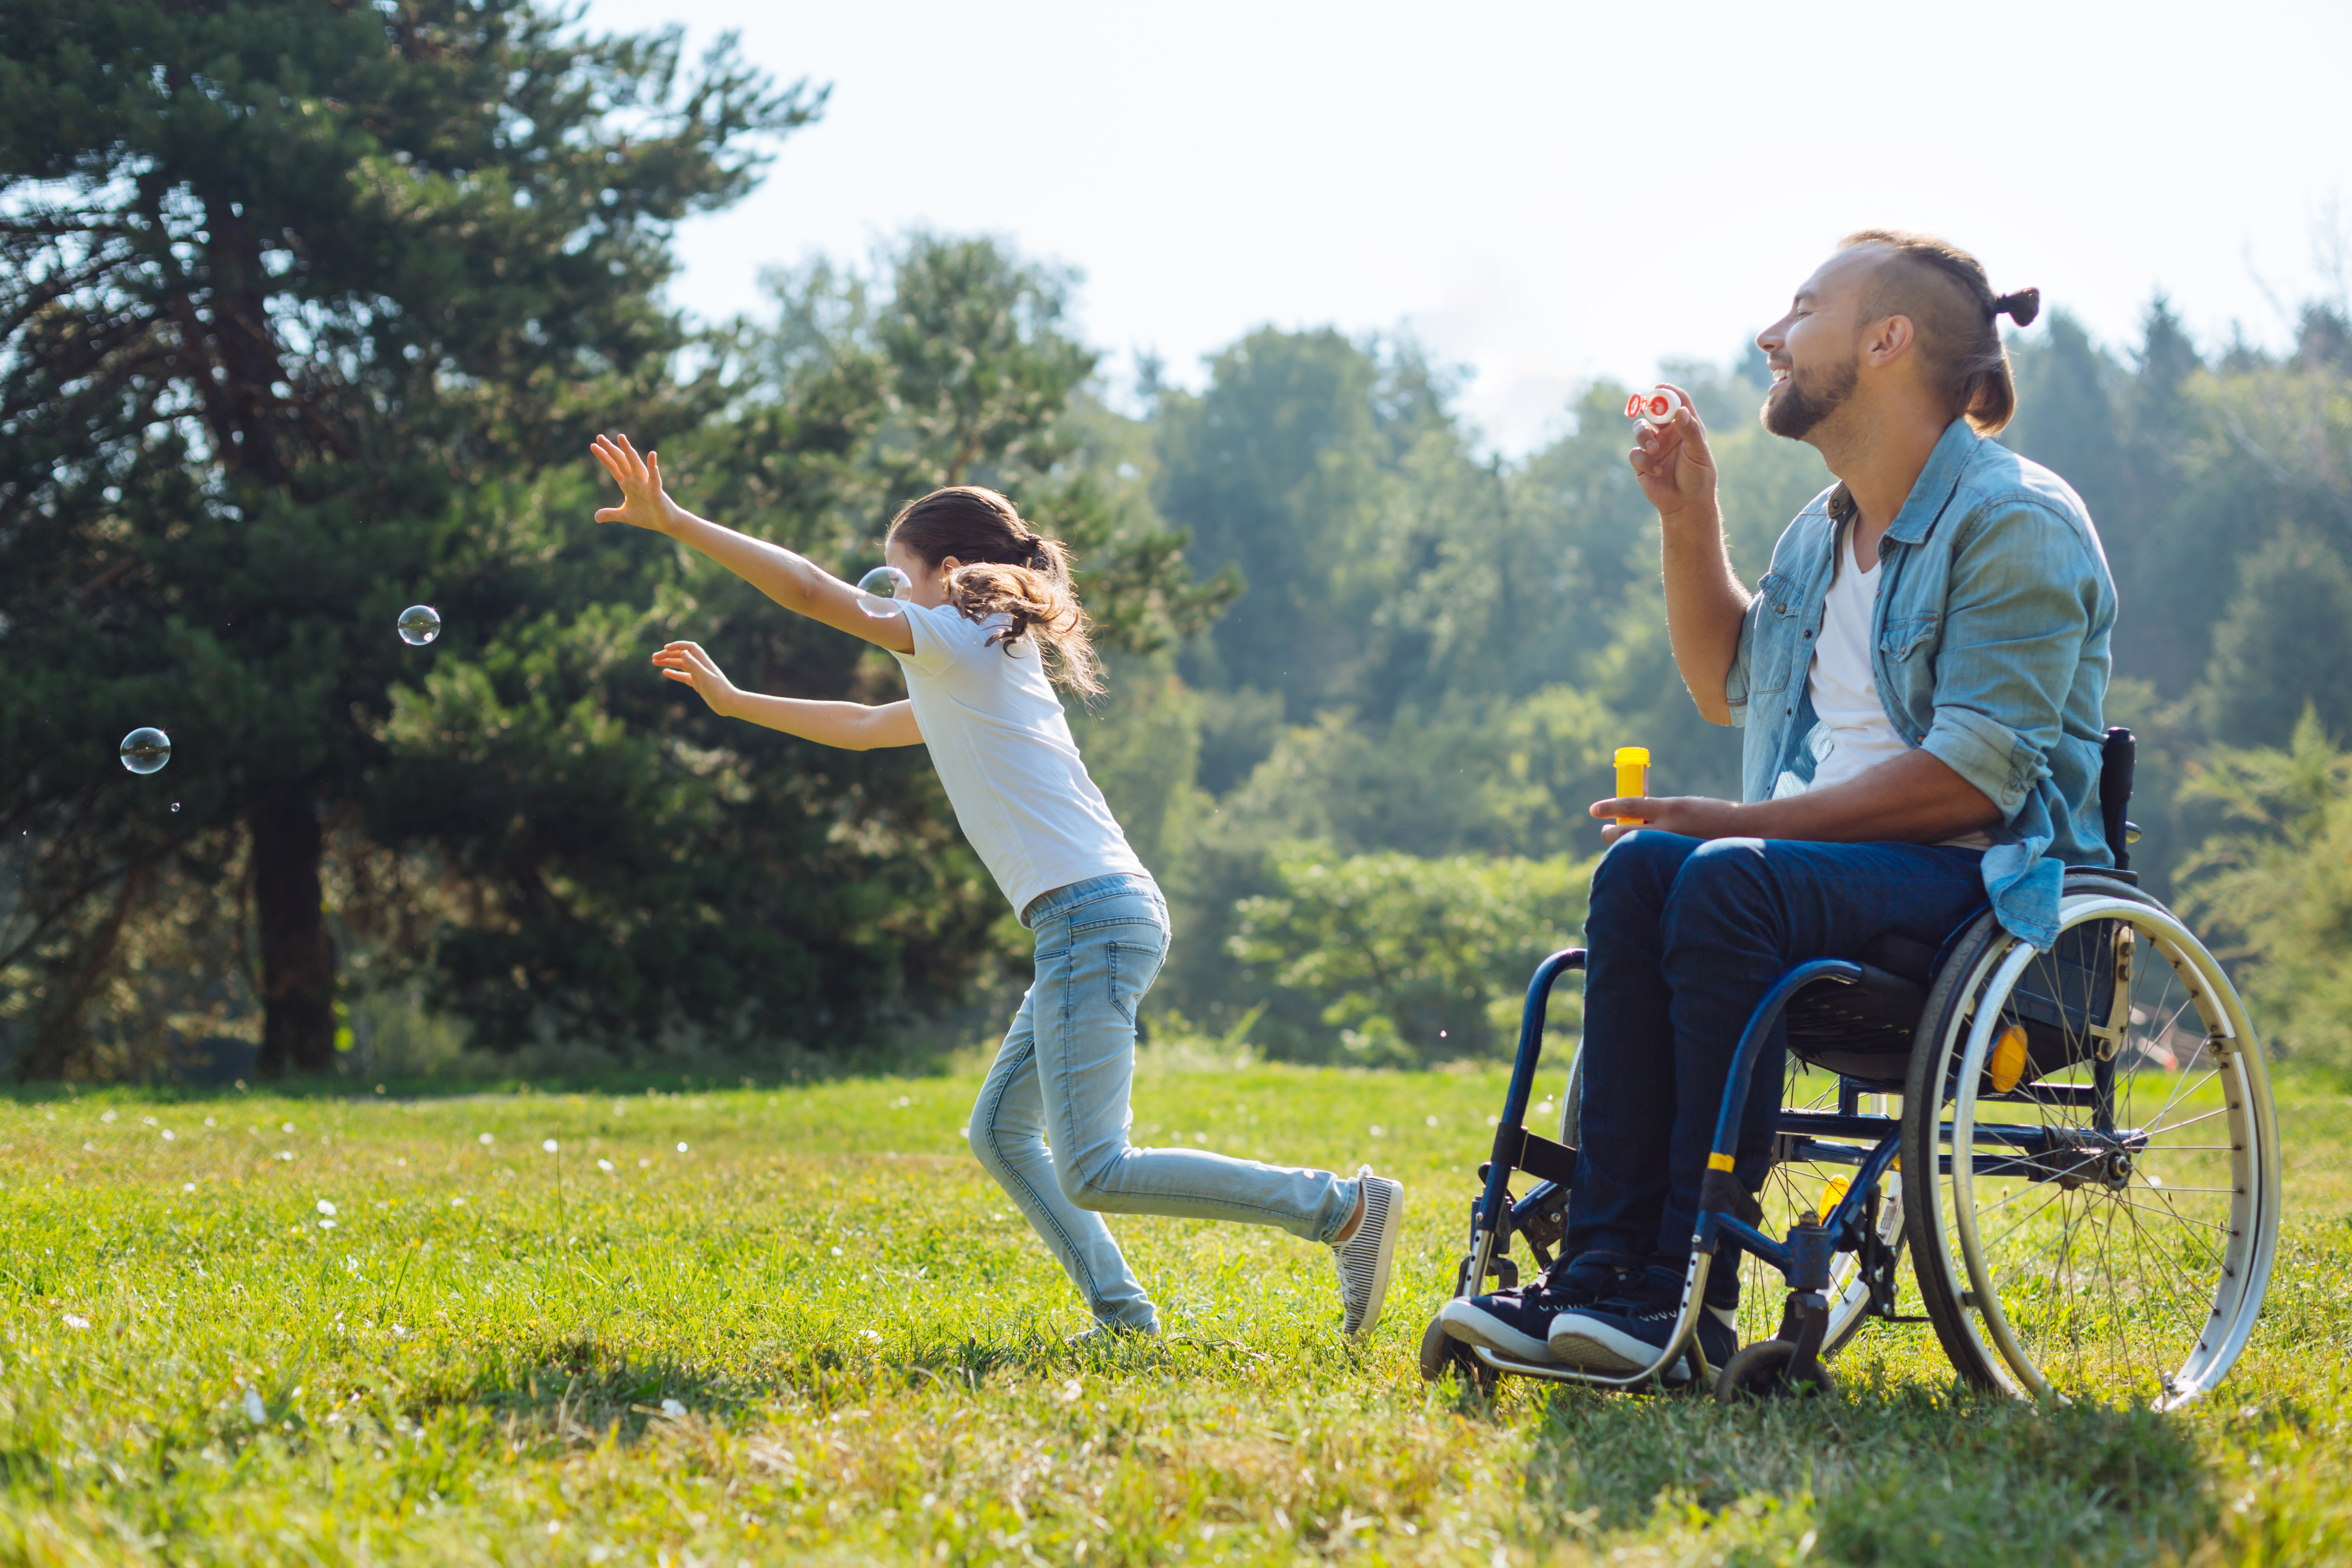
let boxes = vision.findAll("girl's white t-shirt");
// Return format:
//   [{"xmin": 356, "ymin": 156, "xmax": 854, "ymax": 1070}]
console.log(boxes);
[{"xmin": 891, "ymin": 600, "xmax": 1145, "ymax": 917}]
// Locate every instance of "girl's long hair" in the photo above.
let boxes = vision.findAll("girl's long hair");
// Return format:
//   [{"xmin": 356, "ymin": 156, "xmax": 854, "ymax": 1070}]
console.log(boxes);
[{"xmin": 885, "ymin": 486, "xmax": 1103, "ymax": 696}]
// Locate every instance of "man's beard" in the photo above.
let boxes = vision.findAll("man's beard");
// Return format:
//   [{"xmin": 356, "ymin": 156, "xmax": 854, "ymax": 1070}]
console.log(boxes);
[{"xmin": 1761, "ymin": 356, "xmax": 1858, "ymax": 439}]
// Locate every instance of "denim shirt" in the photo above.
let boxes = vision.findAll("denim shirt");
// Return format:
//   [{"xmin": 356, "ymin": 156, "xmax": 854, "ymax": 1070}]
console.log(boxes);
[{"xmin": 1725, "ymin": 418, "xmax": 2117, "ymax": 950}]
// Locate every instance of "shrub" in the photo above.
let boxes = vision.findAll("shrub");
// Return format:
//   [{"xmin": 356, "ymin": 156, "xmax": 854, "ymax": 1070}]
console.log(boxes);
[{"xmin": 1229, "ymin": 843, "xmax": 1592, "ymax": 1066}]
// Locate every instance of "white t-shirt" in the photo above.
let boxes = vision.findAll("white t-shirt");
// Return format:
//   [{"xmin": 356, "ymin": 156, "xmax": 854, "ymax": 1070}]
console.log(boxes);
[
  {"xmin": 891, "ymin": 599, "xmax": 1145, "ymax": 918},
  {"xmin": 1773, "ymin": 532, "xmax": 1991, "ymax": 849}
]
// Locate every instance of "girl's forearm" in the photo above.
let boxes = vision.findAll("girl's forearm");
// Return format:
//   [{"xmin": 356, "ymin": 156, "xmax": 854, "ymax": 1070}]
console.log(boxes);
[
  {"xmin": 720, "ymin": 692, "xmax": 921, "ymax": 751},
  {"xmin": 662, "ymin": 506, "xmax": 827, "ymax": 614}
]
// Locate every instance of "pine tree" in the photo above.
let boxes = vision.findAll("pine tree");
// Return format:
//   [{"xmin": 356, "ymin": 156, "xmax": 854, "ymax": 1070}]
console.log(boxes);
[{"xmin": 0, "ymin": 0, "xmax": 818, "ymax": 1075}]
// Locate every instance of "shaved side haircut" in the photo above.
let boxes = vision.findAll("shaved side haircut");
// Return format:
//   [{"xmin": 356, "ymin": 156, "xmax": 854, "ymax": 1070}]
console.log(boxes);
[{"xmin": 1838, "ymin": 229, "xmax": 2040, "ymax": 434}]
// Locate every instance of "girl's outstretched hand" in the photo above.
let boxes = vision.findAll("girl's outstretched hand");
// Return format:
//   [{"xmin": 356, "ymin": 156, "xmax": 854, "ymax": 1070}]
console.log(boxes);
[
  {"xmin": 592, "ymin": 433, "xmax": 679, "ymax": 533},
  {"xmin": 651, "ymin": 641, "xmax": 740, "ymax": 716}
]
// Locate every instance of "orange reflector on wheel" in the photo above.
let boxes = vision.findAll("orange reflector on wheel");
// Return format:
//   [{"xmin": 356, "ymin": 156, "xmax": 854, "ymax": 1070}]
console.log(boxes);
[
  {"xmin": 1990, "ymin": 1023, "xmax": 2029, "ymax": 1094},
  {"xmin": 1817, "ymin": 1174, "xmax": 1851, "ymax": 1223}
]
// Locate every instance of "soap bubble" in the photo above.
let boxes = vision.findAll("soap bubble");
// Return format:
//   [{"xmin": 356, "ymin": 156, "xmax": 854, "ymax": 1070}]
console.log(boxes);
[
  {"xmin": 119, "ymin": 728, "xmax": 171, "ymax": 774},
  {"xmin": 396, "ymin": 604, "xmax": 442, "ymax": 646},
  {"xmin": 855, "ymin": 565, "xmax": 910, "ymax": 618}
]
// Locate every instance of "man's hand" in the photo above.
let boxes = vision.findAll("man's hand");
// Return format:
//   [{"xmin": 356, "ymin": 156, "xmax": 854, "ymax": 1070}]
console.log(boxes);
[
  {"xmin": 651, "ymin": 640, "xmax": 740, "ymax": 716},
  {"xmin": 591, "ymin": 432, "xmax": 682, "ymax": 534},
  {"xmin": 1628, "ymin": 394, "xmax": 1720, "ymax": 524},
  {"xmin": 1588, "ymin": 794, "xmax": 1748, "ymax": 847}
]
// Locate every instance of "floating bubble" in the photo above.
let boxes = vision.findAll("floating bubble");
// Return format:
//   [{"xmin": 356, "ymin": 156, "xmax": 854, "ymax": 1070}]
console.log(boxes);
[
  {"xmin": 120, "ymin": 728, "xmax": 171, "ymax": 774},
  {"xmin": 855, "ymin": 565, "xmax": 911, "ymax": 618},
  {"xmin": 397, "ymin": 604, "xmax": 442, "ymax": 646},
  {"xmin": 171, "ymin": 802, "xmax": 181, "ymax": 813}
]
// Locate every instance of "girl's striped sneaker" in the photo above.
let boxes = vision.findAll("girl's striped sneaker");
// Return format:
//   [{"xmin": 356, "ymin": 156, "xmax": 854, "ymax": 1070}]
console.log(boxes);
[{"xmin": 1334, "ymin": 1167, "xmax": 1403, "ymax": 1337}]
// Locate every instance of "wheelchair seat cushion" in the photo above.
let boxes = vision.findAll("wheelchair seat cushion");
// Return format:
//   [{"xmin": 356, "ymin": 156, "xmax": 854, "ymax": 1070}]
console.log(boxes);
[
  {"xmin": 1857, "ymin": 929, "xmax": 1938, "ymax": 988},
  {"xmin": 1784, "ymin": 961, "xmax": 1928, "ymax": 1087}
]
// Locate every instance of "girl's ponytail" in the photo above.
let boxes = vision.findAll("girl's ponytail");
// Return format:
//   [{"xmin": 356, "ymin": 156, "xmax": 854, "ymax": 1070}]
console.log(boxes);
[{"xmin": 885, "ymin": 487, "xmax": 1104, "ymax": 696}]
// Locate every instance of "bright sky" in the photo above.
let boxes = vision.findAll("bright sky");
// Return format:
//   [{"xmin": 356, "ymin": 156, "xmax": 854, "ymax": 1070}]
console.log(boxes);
[{"xmin": 585, "ymin": 0, "xmax": 2351, "ymax": 454}]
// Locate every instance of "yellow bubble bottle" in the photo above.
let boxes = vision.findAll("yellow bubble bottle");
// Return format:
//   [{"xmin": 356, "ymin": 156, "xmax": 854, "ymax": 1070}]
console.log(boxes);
[{"xmin": 1614, "ymin": 746, "xmax": 1650, "ymax": 826}]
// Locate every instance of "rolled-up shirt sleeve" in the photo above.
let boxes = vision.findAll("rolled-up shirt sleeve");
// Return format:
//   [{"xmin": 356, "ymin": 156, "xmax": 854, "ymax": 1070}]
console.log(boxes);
[
  {"xmin": 1917, "ymin": 501, "xmax": 2100, "ymax": 822},
  {"xmin": 1724, "ymin": 597, "xmax": 1764, "ymax": 730}
]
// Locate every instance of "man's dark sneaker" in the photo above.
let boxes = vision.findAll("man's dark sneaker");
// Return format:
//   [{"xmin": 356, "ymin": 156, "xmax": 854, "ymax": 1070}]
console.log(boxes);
[
  {"xmin": 1438, "ymin": 1252, "xmax": 1644, "ymax": 1364},
  {"xmin": 1546, "ymin": 1264, "xmax": 1738, "ymax": 1380}
]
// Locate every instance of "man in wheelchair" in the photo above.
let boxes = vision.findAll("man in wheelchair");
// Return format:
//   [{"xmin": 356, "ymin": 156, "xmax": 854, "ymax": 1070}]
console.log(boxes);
[{"xmin": 1440, "ymin": 230, "xmax": 2120, "ymax": 1379}]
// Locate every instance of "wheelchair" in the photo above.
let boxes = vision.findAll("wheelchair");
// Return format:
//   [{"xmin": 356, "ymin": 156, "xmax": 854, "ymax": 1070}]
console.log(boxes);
[{"xmin": 1419, "ymin": 728, "xmax": 2281, "ymax": 1408}]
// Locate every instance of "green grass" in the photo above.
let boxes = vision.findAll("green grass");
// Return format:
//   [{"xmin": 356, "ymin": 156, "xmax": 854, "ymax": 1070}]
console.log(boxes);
[{"xmin": 0, "ymin": 1062, "xmax": 2345, "ymax": 1565}]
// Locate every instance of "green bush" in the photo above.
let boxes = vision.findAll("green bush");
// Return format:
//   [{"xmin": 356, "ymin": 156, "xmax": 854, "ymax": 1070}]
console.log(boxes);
[
  {"xmin": 1228, "ymin": 843, "xmax": 1592, "ymax": 1065},
  {"xmin": 2177, "ymin": 709, "xmax": 2352, "ymax": 1067}
]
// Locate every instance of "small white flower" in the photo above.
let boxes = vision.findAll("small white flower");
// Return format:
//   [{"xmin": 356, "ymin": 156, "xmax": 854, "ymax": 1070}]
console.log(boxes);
[
  {"xmin": 61, "ymin": 1313, "xmax": 89, "ymax": 1329},
  {"xmin": 1425, "ymin": 1115, "xmax": 1439, "ymax": 1127},
  {"xmin": 451, "ymin": 1197, "xmax": 467, "ymax": 1206},
  {"xmin": 860, "ymin": 1329, "xmax": 882, "ymax": 1342},
  {"xmin": 637, "ymin": 1158, "xmax": 650, "ymax": 1168},
  {"xmin": 596, "ymin": 1159, "xmax": 614, "ymax": 1172},
  {"xmin": 161, "ymin": 1129, "xmax": 175, "ymax": 1141},
  {"xmin": 316, "ymin": 1199, "xmax": 337, "ymax": 1216},
  {"xmin": 281, "ymin": 1122, "xmax": 295, "ymax": 1134},
  {"xmin": 830, "ymin": 1246, "xmax": 844, "ymax": 1257},
  {"xmin": 542, "ymin": 1139, "xmax": 559, "ymax": 1153},
  {"xmin": 660, "ymin": 1398, "xmax": 686, "ymax": 1418},
  {"xmin": 894, "ymin": 1095, "xmax": 912, "ymax": 1108},
  {"xmin": 100, "ymin": 1110, "xmax": 117, "ymax": 1123},
  {"xmin": 959, "ymin": 1125, "xmax": 971, "ymax": 1139},
  {"xmin": 675, "ymin": 1142, "xmax": 689, "ymax": 1154},
  {"xmin": 243, "ymin": 1387, "xmax": 266, "ymax": 1423},
  {"xmin": 275, "ymin": 1150, "xmax": 295, "ymax": 1161},
  {"xmin": 1369, "ymin": 1125, "xmax": 1386, "ymax": 1138},
  {"xmin": 142, "ymin": 1115, "xmax": 157, "ymax": 1126},
  {"xmin": 478, "ymin": 1133, "xmax": 495, "ymax": 1145},
  {"xmin": 319, "ymin": 1219, "xmax": 336, "ymax": 1230},
  {"xmin": 183, "ymin": 1183, "xmax": 195, "ymax": 1193},
  {"xmin": 204, "ymin": 1117, "xmax": 216, "ymax": 1128}
]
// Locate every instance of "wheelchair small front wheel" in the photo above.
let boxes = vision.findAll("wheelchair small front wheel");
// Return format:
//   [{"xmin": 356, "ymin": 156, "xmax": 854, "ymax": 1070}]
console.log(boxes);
[
  {"xmin": 1418, "ymin": 1314, "xmax": 1500, "ymax": 1398},
  {"xmin": 1714, "ymin": 1340, "xmax": 1834, "ymax": 1405}
]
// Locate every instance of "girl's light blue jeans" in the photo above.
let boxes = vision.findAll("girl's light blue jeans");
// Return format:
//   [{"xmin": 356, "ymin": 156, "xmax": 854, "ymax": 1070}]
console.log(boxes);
[{"xmin": 969, "ymin": 872, "xmax": 1359, "ymax": 1331}]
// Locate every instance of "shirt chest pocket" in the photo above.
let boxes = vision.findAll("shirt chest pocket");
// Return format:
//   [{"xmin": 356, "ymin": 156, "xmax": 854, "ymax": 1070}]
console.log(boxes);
[
  {"xmin": 1879, "ymin": 612, "xmax": 1941, "ymax": 662},
  {"xmin": 1748, "ymin": 571, "xmax": 1806, "ymax": 694}
]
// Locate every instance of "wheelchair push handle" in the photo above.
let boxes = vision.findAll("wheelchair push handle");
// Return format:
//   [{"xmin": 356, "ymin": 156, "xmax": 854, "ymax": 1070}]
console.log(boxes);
[{"xmin": 2099, "ymin": 726, "xmax": 2135, "ymax": 871}]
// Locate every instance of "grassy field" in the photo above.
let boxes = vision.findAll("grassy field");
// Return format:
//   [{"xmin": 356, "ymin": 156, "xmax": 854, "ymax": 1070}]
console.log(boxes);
[{"xmin": 0, "ymin": 1060, "xmax": 2346, "ymax": 1566}]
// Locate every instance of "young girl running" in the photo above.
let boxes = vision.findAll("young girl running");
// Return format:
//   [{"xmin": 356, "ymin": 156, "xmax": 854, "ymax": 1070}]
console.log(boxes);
[{"xmin": 589, "ymin": 434, "xmax": 1402, "ymax": 1339}]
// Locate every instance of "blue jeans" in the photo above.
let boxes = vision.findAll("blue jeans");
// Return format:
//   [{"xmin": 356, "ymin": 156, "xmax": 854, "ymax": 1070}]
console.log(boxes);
[
  {"xmin": 1563, "ymin": 834, "xmax": 1987, "ymax": 1303},
  {"xmin": 969, "ymin": 873, "xmax": 1360, "ymax": 1331}
]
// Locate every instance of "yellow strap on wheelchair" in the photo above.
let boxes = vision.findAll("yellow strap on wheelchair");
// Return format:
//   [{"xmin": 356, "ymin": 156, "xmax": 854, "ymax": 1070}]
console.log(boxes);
[{"xmin": 1706, "ymin": 1152, "xmax": 1735, "ymax": 1172}]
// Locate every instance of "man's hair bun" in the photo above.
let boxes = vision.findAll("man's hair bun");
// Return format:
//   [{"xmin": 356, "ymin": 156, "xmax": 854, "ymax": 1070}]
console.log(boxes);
[{"xmin": 1992, "ymin": 288, "xmax": 2041, "ymax": 328}]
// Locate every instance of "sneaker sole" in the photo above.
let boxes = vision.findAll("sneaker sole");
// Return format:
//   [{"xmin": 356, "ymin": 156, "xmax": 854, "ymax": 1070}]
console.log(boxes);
[
  {"xmin": 1436, "ymin": 1300, "xmax": 1557, "ymax": 1363},
  {"xmin": 1342, "ymin": 1173, "xmax": 1402, "ymax": 1337},
  {"xmin": 1548, "ymin": 1317, "xmax": 1694, "ymax": 1380}
]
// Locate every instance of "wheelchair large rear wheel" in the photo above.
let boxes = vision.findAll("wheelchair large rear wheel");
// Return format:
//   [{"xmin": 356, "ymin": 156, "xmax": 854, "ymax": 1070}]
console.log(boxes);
[{"xmin": 1901, "ymin": 883, "xmax": 2280, "ymax": 1406}]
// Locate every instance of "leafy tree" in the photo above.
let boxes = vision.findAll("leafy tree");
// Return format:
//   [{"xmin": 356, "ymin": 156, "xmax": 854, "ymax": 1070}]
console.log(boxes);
[
  {"xmin": 1229, "ymin": 843, "xmax": 1590, "ymax": 1064},
  {"xmin": 2193, "ymin": 526, "xmax": 2352, "ymax": 748},
  {"xmin": 2177, "ymin": 710, "xmax": 2352, "ymax": 1067},
  {"xmin": 367, "ymin": 234, "xmax": 1233, "ymax": 1056},
  {"xmin": 0, "ymin": 0, "xmax": 817, "ymax": 1075}
]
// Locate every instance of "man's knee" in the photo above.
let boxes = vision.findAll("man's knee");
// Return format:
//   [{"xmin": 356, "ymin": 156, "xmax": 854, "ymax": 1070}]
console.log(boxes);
[
  {"xmin": 1590, "ymin": 830, "xmax": 1698, "ymax": 920},
  {"xmin": 1664, "ymin": 836, "xmax": 1772, "ymax": 919}
]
